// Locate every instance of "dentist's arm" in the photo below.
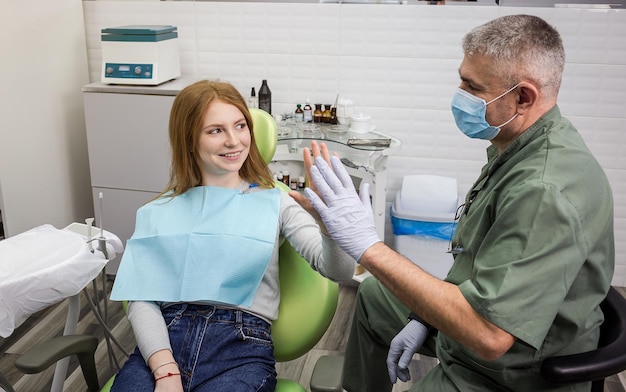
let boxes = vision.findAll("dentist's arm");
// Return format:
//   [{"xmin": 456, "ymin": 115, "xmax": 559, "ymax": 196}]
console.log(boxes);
[
  {"xmin": 361, "ymin": 242, "xmax": 514, "ymax": 361},
  {"xmin": 304, "ymin": 142, "xmax": 514, "ymax": 361}
]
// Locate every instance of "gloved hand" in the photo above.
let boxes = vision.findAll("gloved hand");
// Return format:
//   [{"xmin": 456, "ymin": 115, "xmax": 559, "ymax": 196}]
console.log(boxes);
[
  {"xmin": 304, "ymin": 155, "xmax": 381, "ymax": 261},
  {"xmin": 387, "ymin": 319, "xmax": 430, "ymax": 384}
]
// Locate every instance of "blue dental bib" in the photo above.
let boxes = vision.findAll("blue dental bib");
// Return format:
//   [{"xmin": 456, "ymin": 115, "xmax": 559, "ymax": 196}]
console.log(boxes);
[{"xmin": 111, "ymin": 186, "xmax": 280, "ymax": 307}]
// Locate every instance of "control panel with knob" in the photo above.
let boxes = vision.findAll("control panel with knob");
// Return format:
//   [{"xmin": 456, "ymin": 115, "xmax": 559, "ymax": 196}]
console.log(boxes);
[{"xmin": 104, "ymin": 63, "xmax": 153, "ymax": 80}]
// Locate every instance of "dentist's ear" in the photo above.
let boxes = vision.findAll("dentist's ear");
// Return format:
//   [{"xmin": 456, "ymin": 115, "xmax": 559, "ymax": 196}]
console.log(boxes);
[{"xmin": 516, "ymin": 82, "xmax": 539, "ymax": 114}]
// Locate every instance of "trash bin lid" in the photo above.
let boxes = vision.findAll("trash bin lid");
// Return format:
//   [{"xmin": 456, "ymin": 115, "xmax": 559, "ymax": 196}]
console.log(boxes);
[{"xmin": 392, "ymin": 175, "xmax": 458, "ymax": 222}]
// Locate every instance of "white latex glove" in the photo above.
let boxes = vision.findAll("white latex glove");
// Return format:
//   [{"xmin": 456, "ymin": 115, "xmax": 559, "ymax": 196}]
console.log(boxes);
[
  {"xmin": 304, "ymin": 155, "xmax": 381, "ymax": 261},
  {"xmin": 387, "ymin": 319, "xmax": 430, "ymax": 384}
]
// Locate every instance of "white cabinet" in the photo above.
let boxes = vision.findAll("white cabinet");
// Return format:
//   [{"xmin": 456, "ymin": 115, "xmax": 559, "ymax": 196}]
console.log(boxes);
[
  {"xmin": 83, "ymin": 77, "xmax": 399, "ymax": 280},
  {"xmin": 83, "ymin": 80, "xmax": 183, "ymax": 273}
]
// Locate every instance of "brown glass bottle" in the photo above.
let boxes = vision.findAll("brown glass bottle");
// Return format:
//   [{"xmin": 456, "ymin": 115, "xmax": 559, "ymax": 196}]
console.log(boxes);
[
  {"xmin": 323, "ymin": 104, "xmax": 332, "ymax": 123},
  {"xmin": 314, "ymin": 104, "xmax": 323, "ymax": 123},
  {"xmin": 330, "ymin": 106, "xmax": 338, "ymax": 124},
  {"xmin": 295, "ymin": 104, "xmax": 304, "ymax": 123}
]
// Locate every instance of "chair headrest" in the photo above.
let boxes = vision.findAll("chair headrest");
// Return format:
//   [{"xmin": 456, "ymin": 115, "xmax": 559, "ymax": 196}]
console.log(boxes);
[{"xmin": 250, "ymin": 108, "xmax": 277, "ymax": 164}]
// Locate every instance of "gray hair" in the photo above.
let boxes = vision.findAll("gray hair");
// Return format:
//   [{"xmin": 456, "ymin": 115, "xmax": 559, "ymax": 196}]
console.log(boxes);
[{"xmin": 463, "ymin": 14, "xmax": 565, "ymax": 99}]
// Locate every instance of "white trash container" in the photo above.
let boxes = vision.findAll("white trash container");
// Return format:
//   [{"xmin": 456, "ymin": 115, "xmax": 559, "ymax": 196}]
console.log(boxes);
[{"xmin": 391, "ymin": 175, "xmax": 458, "ymax": 280}]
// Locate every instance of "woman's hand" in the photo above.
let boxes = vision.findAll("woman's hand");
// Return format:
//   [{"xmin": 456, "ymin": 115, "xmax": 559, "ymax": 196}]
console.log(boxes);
[{"xmin": 288, "ymin": 141, "xmax": 333, "ymax": 231}]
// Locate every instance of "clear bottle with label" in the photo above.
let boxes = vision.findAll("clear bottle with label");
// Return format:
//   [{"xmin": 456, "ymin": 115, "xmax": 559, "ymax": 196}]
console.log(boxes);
[
  {"xmin": 294, "ymin": 104, "xmax": 304, "ymax": 123},
  {"xmin": 248, "ymin": 87, "xmax": 258, "ymax": 108},
  {"xmin": 258, "ymin": 80, "xmax": 272, "ymax": 114},
  {"xmin": 314, "ymin": 104, "xmax": 323, "ymax": 123},
  {"xmin": 303, "ymin": 99, "xmax": 313, "ymax": 123}
]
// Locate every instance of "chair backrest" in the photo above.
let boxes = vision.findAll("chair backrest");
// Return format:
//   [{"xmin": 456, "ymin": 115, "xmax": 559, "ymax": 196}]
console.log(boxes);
[
  {"xmin": 272, "ymin": 241, "xmax": 340, "ymax": 362},
  {"xmin": 541, "ymin": 286, "xmax": 626, "ymax": 391},
  {"xmin": 249, "ymin": 108, "xmax": 340, "ymax": 362},
  {"xmin": 249, "ymin": 108, "xmax": 277, "ymax": 164}
]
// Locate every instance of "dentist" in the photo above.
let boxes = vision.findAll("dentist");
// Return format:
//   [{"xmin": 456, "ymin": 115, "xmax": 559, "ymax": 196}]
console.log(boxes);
[{"xmin": 291, "ymin": 14, "xmax": 615, "ymax": 392}]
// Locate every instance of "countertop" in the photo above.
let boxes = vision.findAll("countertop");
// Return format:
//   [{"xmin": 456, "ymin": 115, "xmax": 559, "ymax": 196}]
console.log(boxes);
[{"xmin": 82, "ymin": 76, "xmax": 202, "ymax": 95}]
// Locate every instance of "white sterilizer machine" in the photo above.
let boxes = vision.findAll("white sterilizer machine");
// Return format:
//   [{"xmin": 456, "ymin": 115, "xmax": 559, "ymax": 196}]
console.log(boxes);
[
  {"xmin": 390, "ymin": 175, "xmax": 459, "ymax": 280},
  {"xmin": 101, "ymin": 25, "xmax": 181, "ymax": 85}
]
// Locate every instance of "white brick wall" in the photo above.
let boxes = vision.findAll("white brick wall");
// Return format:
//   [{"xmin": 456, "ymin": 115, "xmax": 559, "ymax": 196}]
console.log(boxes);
[{"xmin": 83, "ymin": 2, "xmax": 626, "ymax": 285}]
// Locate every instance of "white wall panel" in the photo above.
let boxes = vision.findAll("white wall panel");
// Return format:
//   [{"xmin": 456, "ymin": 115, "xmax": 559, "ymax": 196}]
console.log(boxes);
[{"xmin": 0, "ymin": 0, "xmax": 92, "ymax": 237}]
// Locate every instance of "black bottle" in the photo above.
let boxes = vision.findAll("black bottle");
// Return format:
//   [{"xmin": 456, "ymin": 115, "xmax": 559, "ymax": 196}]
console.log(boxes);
[{"xmin": 259, "ymin": 80, "xmax": 272, "ymax": 114}]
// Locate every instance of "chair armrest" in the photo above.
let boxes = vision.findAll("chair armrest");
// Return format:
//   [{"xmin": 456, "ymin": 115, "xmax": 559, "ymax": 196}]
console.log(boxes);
[
  {"xmin": 14, "ymin": 334, "xmax": 100, "ymax": 391},
  {"xmin": 541, "ymin": 344, "xmax": 626, "ymax": 384},
  {"xmin": 541, "ymin": 287, "xmax": 626, "ymax": 385},
  {"xmin": 0, "ymin": 373, "xmax": 15, "ymax": 392}
]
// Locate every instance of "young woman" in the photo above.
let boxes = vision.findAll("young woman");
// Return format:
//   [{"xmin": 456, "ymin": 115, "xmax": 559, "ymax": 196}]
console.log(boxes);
[{"xmin": 109, "ymin": 80, "xmax": 356, "ymax": 392}]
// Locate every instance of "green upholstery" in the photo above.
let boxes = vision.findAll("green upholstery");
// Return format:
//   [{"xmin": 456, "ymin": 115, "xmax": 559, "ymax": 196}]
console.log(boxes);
[
  {"xmin": 275, "ymin": 378, "xmax": 308, "ymax": 392},
  {"xmin": 274, "ymin": 240, "xmax": 339, "ymax": 391},
  {"xmin": 249, "ymin": 108, "xmax": 278, "ymax": 164},
  {"xmin": 272, "ymin": 241, "xmax": 339, "ymax": 362}
]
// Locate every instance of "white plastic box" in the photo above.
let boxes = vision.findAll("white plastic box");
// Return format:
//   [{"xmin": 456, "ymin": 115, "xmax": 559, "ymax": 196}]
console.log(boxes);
[{"xmin": 391, "ymin": 175, "xmax": 458, "ymax": 279}]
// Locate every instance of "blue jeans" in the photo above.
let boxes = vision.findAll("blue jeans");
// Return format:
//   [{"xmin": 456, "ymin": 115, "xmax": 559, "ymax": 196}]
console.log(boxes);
[{"xmin": 111, "ymin": 304, "xmax": 277, "ymax": 392}]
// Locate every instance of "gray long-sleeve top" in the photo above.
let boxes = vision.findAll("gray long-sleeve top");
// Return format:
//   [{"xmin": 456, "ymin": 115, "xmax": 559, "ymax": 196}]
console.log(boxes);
[{"xmin": 126, "ymin": 188, "xmax": 356, "ymax": 362}]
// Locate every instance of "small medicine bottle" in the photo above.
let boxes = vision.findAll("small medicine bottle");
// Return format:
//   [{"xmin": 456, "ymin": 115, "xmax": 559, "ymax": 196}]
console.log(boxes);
[
  {"xmin": 314, "ymin": 104, "xmax": 323, "ymax": 123},
  {"xmin": 282, "ymin": 170, "xmax": 290, "ymax": 185},
  {"xmin": 248, "ymin": 87, "xmax": 258, "ymax": 108},
  {"xmin": 323, "ymin": 104, "xmax": 332, "ymax": 123},
  {"xmin": 330, "ymin": 106, "xmax": 338, "ymax": 124},
  {"xmin": 297, "ymin": 176, "xmax": 305, "ymax": 190},
  {"xmin": 295, "ymin": 104, "xmax": 304, "ymax": 123},
  {"xmin": 290, "ymin": 178, "xmax": 298, "ymax": 190},
  {"xmin": 303, "ymin": 99, "xmax": 313, "ymax": 123}
]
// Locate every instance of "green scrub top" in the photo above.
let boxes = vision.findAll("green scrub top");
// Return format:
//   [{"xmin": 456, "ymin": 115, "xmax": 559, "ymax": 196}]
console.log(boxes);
[{"xmin": 414, "ymin": 106, "xmax": 615, "ymax": 391}]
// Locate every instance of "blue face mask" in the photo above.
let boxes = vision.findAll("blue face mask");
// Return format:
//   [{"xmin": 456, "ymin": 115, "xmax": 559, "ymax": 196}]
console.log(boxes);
[{"xmin": 451, "ymin": 83, "xmax": 520, "ymax": 140}]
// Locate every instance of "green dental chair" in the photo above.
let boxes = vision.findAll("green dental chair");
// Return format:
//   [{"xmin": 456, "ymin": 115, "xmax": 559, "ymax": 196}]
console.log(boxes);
[{"xmin": 12, "ymin": 108, "xmax": 340, "ymax": 392}]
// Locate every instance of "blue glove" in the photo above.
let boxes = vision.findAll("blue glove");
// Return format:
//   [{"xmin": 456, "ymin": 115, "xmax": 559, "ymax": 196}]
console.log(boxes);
[
  {"xmin": 386, "ymin": 319, "xmax": 430, "ymax": 384},
  {"xmin": 304, "ymin": 155, "xmax": 380, "ymax": 261}
]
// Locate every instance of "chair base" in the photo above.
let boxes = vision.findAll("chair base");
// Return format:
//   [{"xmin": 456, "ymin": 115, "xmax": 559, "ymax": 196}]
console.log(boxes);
[{"xmin": 310, "ymin": 355, "xmax": 344, "ymax": 392}]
